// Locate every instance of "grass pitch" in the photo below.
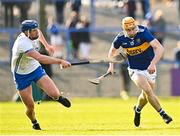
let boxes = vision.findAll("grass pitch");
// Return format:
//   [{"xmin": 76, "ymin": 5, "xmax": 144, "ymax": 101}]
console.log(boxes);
[{"xmin": 0, "ymin": 97, "xmax": 180, "ymax": 136}]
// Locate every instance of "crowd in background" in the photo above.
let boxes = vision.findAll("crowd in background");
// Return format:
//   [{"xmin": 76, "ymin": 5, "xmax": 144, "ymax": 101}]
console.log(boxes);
[
  {"xmin": 1, "ymin": 0, "xmax": 180, "ymax": 61},
  {"xmin": 0, "ymin": 0, "xmax": 92, "ymax": 60},
  {"xmin": 1, "ymin": 0, "xmax": 180, "ymax": 99}
]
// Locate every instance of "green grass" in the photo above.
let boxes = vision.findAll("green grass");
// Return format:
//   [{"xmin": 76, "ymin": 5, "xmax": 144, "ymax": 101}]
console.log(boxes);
[{"xmin": 0, "ymin": 97, "xmax": 180, "ymax": 136}]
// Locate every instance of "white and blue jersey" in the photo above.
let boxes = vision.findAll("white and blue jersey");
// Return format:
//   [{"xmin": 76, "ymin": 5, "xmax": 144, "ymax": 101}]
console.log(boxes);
[
  {"xmin": 11, "ymin": 33, "xmax": 46, "ymax": 90},
  {"xmin": 11, "ymin": 33, "xmax": 41, "ymax": 74},
  {"xmin": 113, "ymin": 25, "xmax": 155, "ymax": 70}
]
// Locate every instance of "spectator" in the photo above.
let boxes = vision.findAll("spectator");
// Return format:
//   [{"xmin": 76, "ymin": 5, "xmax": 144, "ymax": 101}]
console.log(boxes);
[
  {"xmin": 54, "ymin": 0, "xmax": 66, "ymax": 25},
  {"xmin": 124, "ymin": 0, "xmax": 151, "ymax": 20},
  {"xmin": 174, "ymin": 41, "xmax": 180, "ymax": 68},
  {"xmin": 1, "ymin": 1, "xmax": 15, "ymax": 27},
  {"xmin": 16, "ymin": 1, "xmax": 32, "ymax": 23},
  {"xmin": 77, "ymin": 16, "xmax": 91, "ymax": 60},
  {"xmin": 150, "ymin": 10, "xmax": 166, "ymax": 45},
  {"xmin": 47, "ymin": 17, "xmax": 64, "ymax": 58},
  {"xmin": 140, "ymin": 0, "xmax": 152, "ymax": 20},
  {"xmin": 125, "ymin": 0, "xmax": 137, "ymax": 19},
  {"xmin": 70, "ymin": 0, "xmax": 82, "ymax": 14},
  {"xmin": 66, "ymin": 11, "xmax": 80, "ymax": 59},
  {"xmin": 1, "ymin": 0, "xmax": 32, "ymax": 27}
]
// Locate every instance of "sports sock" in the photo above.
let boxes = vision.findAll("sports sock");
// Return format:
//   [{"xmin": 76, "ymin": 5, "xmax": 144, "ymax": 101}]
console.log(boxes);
[
  {"xmin": 158, "ymin": 108, "xmax": 166, "ymax": 116},
  {"xmin": 56, "ymin": 96, "xmax": 62, "ymax": 102},
  {"xmin": 32, "ymin": 119, "xmax": 38, "ymax": 125},
  {"xmin": 135, "ymin": 106, "xmax": 141, "ymax": 113}
]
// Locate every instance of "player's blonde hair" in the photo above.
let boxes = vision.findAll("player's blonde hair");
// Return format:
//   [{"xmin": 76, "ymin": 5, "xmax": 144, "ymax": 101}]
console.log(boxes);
[{"xmin": 122, "ymin": 17, "xmax": 136, "ymax": 30}]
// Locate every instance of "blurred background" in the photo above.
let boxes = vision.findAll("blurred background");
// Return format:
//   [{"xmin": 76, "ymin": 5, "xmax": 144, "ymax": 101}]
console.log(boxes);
[{"xmin": 1, "ymin": 0, "xmax": 180, "ymax": 101}]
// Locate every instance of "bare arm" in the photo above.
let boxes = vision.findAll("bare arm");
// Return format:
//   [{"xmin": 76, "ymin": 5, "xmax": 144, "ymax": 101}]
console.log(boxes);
[
  {"xmin": 150, "ymin": 39, "xmax": 164, "ymax": 65},
  {"xmin": 108, "ymin": 45, "xmax": 118, "ymax": 58},
  {"xmin": 38, "ymin": 29, "xmax": 50, "ymax": 49},
  {"xmin": 107, "ymin": 45, "xmax": 119, "ymax": 73},
  {"xmin": 147, "ymin": 39, "xmax": 164, "ymax": 74},
  {"xmin": 38, "ymin": 29, "xmax": 54, "ymax": 56},
  {"xmin": 26, "ymin": 50, "xmax": 71, "ymax": 68}
]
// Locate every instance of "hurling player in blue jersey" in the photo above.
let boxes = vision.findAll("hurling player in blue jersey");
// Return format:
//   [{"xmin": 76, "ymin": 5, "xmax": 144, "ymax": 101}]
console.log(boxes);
[{"xmin": 107, "ymin": 17, "xmax": 172, "ymax": 127}]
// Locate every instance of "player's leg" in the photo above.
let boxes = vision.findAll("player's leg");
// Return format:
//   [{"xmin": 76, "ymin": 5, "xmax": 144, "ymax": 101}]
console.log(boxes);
[
  {"xmin": 148, "ymin": 81, "xmax": 172, "ymax": 124},
  {"xmin": 131, "ymin": 73, "xmax": 162, "ymax": 127},
  {"xmin": 133, "ymin": 91, "xmax": 148, "ymax": 127},
  {"xmin": 136, "ymin": 91, "xmax": 148, "ymax": 109},
  {"xmin": 36, "ymin": 75, "xmax": 71, "ymax": 107},
  {"xmin": 18, "ymin": 86, "xmax": 41, "ymax": 130},
  {"xmin": 132, "ymin": 74, "xmax": 162, "ymax": 111},
  {"xmin": 133, "ymin": 74, "xmax": 172, "ymax": 124}
]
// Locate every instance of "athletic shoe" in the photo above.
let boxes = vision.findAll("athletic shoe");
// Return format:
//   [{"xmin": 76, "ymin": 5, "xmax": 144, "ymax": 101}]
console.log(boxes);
[
  {"xmin": 162, "ymin": 114, "xmax": 173, "ymax": 124},
  {"xmin": 57, "ymin": 96, "xmax": 71, "ymax": 108},
  {"xmin": 32, "ymin": 123, "xmax": 41, "ymax": 130},
  {"xmin": 134, "ymin": 106, "xmax": 141, "ymax": 127}
]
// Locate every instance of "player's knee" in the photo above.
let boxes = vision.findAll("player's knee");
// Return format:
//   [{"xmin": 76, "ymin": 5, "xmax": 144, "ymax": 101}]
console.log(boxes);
[{"xmin": 143, "ymin": 89, "xmax": 153, "ymax": 97}]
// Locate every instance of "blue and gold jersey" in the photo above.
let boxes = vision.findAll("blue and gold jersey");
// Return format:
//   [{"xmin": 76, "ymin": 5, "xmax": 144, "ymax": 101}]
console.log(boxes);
[{"xmin": 113, "ymin": 25, "xmax": 155, "ymax": 70}]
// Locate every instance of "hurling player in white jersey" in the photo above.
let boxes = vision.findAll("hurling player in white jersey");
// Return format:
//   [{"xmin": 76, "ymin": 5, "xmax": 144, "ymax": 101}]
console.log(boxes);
[
  {"xmin": 11, "ymin": 20, "xmax": 71, "ymax": 130},
  {"xmin": 107, "ymin": 17, "xmax": 172, "ymax": 127}
]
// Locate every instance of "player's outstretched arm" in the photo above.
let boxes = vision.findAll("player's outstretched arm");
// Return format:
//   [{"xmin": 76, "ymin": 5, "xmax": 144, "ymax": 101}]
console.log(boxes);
[{"xmin": 26, "ymin": 49, "xmax": 71, "ymax": 68}]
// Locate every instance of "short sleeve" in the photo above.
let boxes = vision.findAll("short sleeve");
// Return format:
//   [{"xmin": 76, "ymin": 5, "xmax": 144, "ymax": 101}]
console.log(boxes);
[
  {"xmin": 143, "ymin": 27, "xmax": 155, "ymax": 43},
  {"xmin": 18, "ymin": 38, "xmax": 34, "ymax": 53},
  {"xmin": 112, "ymin": 35, "xmax": 122, "ymax": 49}
]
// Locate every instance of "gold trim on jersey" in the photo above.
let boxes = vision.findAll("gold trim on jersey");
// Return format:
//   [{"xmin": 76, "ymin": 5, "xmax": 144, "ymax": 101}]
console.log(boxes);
[{"xmin": 124, "ymin": 42, "xmax": 150, "ymax": 56}]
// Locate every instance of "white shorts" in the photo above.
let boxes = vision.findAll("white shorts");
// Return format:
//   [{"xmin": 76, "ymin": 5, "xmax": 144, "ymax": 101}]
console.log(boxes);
[{"xmin": 128, "ymin": 67, "xmax": 157, "ymax": 84}]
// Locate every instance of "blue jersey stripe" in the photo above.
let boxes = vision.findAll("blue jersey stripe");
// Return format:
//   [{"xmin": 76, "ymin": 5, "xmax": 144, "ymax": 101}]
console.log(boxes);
[{"xmin": 25, "ymin": 48, "xmax": 33, "ymax": 53}]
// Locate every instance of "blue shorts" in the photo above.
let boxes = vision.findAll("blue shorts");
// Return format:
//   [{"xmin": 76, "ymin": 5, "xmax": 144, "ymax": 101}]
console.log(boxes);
[{"xmin": 14, "ymin": 66, "xmax": 46, "ymax": 91}]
